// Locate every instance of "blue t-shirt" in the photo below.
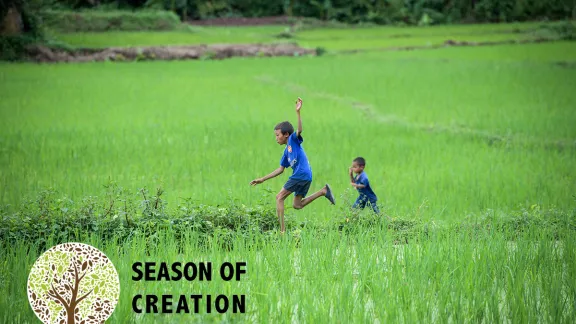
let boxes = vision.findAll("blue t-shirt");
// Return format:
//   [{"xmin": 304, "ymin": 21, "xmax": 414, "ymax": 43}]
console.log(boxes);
[
  {"xmin": 355, "ymin": 172, "xmax": 377, "ymax": 201},
  {"xmin": 280, "ymin": 132, "xmax": 312, "ymax": 181}
]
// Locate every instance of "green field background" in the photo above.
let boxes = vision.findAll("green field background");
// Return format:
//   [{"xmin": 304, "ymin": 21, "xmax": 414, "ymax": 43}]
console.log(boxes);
[
  {"xmin": 2, "ymin": 41, "xmax": 575, "ymax": 221},
  {"xmin": 1, "ymin": 21, "xmax": 576, "ymax": 323}
]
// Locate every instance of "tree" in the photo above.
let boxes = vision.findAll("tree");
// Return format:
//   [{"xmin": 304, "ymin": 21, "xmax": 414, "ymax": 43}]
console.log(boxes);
[{"xmin": 28, "ymin": 243, "xmax": 120, "ymax": 324}]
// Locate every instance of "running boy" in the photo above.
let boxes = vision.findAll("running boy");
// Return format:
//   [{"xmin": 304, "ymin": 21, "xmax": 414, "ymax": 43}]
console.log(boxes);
[
  {"xmin": 250, "ymin": 97, "xmax": 336, "ymax": 233},
  {"xmin": 349, "ymin": 157, "xmax": 379, "ymax": 214}
]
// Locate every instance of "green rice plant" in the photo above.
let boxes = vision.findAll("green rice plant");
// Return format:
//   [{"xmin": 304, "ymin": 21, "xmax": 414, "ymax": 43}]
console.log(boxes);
[
  {"xmin": 1, "ymin": 217, "xmax": 574, "ymax": 323},
  {"xmin": 1, "ymin": 30, "xmax": 575, "ymax": 323},
  {"xmin": 1, "ymin": 42, "xmax": 575, "ymax": 220}
]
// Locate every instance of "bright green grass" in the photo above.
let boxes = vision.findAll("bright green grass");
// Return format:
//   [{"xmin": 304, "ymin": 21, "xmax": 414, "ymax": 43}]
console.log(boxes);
[
  {"xmin": 360, "ymin": 40, "xmax": 576, "ymax": 62},
  {"xmin": 298, "ymin": 32, "xmax": 535, "ymax": 50},
  {"xmin": 296, "ymin": 23, "xmax": 564, "ymax": 51},
  {"xmin": 1, "ymin": 42, "xmax": 575, "ymax": 221},
  {"xmin": 1, "ymin": 29, "xmax": 576, "ymax": 324},
  {"xmin": 296, "ymin": 21, "xmax": 544, "ymax": 40},
  {"xmin": 295, "ymin": 21, "xmax": 545, "ymax": 50},
  {"xmin": 272, "ymin": 42, "xmax": 576, "ymax": 141},
  {"xmin": 53, "ymin": 26, "xmax": 287, "ymax": 48},
  {"xmin": 53, "ymin": 21, "xmax": 548, "ymax": 50},
  {"xmin": 1, "ymin": 227, "xmax": 575, "ymax": 323}
]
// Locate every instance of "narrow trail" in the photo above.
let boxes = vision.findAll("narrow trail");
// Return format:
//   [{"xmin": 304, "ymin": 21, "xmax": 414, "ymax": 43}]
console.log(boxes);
[{"xmin": 255, "ymin": 75, "xmax": 575, "ymax": 151}]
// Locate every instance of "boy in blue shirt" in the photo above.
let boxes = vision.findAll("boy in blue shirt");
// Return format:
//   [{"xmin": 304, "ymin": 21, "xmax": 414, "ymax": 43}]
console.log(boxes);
[
  {"xmin": 250, "ymin": 97, "xmax": 336, "ymax": 233},
  {"xmin": 349, "ymin": 157, "xmax": 380, "ymax": 214}
]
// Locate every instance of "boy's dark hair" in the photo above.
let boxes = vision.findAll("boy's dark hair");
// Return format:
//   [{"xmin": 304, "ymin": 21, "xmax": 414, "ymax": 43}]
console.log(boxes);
[
  {"xmin": 353, "ymin": 157, "xmax": 366, "ymax": 166},
  {"xmin": 274, "ymin": 121, "xmax": 294, "ymax": 135}
]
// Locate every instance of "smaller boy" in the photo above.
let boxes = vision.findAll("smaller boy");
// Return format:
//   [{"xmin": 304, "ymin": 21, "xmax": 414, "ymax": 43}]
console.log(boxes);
[{"xmin": 349, "ymin": 157, "xmax": 379, "ymax": 214}]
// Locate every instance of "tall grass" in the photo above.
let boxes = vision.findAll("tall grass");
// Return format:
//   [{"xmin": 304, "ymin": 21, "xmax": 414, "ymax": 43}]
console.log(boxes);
[
  {"xmin": 1, "ymin": 27, "xmax": 575, "ymax": 323},
  {"xmin": 52, "ymin": 26, "xmax": 288, "ymax": 48},
  {"xmin": 1, "ymin": 222, "xmax": 574, "ymax": 323},
  {"xmin": 52, "ymin": 21, "xmax": 553, "ymax": 50},
  {"xmin": 1, "ymin": 42, "xmax": 575, "ymax": 220}
]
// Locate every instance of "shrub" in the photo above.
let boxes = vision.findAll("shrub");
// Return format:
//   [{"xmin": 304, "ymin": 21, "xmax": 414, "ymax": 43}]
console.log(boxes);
[
  {"xmin": 0, "ymin": 35, "xmax": 36, "ymax": 61},
  {"xmin": 543, "ymin": 20, "xmax": 576, "ymax": 40},
  {"xmin": 0, "ymin": 185, "xmax": 295, "ymax": 250},
  {"xmin": 40, "ymin": 9, "xmax": 181, "ymax": 32},
  {"xmin": 1, "ymin": 186, "xmax": 574, "ymax": 250}
]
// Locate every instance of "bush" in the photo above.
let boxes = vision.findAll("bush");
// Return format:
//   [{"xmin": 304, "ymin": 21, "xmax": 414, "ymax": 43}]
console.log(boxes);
[
  {"xmin": 525, "ymin": 21, "xmax": 576, "ymax": 41},
  {"xmin": 542, "ymin": 20, "xmax": 576, "ymax": 40},
  {"xmin": 2, "ymin": 185, "xmax": 574, "ymax": 251},
  {"xmin": 0, "ymin": 35, "xmax": 36, "ymax": 61},
  {"xmin": 0, "ymin": 186, "xmax": 297, "ymax": 250},
  {"xmin": 40, "ymin": 9, "xmax": 181, "ymax": 32}
]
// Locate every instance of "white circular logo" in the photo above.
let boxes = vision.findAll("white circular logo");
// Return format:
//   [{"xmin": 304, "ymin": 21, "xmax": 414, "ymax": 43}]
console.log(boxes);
[{"xmin": 27, "ymin": 242, "xmax": 120, "ymax": 324}]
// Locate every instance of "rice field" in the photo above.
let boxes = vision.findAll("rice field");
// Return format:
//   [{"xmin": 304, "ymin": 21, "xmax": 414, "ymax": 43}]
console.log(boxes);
[
  {"xmin": 2, "ymin": 225, "xmax": 575, "ymax": 323},
  {"xmin": 53, "ymin": 21, "xmax": 547, "ymax": 50},
  {"xmin": 1, "ymin": 42, "xmax": 575, "ymax": 219},
  {"xmin": 1, "ymin": 22, "xmax": 575, "ymax": 323}
]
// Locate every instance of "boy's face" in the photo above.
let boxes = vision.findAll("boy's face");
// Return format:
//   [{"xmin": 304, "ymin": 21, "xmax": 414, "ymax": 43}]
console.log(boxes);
[
  {"xmin": 275, "ymin": 129, "xmax": 289, "ymax": 145},
  {"xmin": 351, "ymin": 162, "xmax": 364, "ymax": 174}
]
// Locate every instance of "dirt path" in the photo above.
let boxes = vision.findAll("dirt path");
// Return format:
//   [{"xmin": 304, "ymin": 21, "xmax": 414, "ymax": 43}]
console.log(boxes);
[
  {"xmin": 22, "ymin": 35, "xmax": 560, "ymax": 63},
  {"xmin": 25, "ymin": 42, "xmax": 316, "ymax": 63}
]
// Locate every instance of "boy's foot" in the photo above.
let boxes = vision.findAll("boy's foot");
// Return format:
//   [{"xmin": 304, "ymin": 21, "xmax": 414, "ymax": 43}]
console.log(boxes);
[{"xmin": 324, "ymin": 184, "xmax": 336, "ymax": 205}]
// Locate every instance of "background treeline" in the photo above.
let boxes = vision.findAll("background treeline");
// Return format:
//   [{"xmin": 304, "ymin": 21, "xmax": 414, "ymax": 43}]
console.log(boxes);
[
  {"xmin": 147, "ymin": 0, "xmax": 576, "ymax": 24},
  {"xmin": 1, "ymin": 0, "xmax": 575, "ymax": 60},
  {"xmin": 3, "ymin": 0, "xmax": 576, "ymax": 28}
]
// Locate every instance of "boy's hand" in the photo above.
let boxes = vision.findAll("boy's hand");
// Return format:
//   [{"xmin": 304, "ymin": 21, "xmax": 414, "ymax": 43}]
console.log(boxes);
[
  {"xmin": 295, "ymin": 97, "xmax": 302, "ymax": 112},
  {"xmin": 349, "ymin": 168, "xmax": 353, "ymax": 176},
  {"xmin": 250, "ymin": 178, "xmax": 264, "ymax": 186},
  {"xmin": 350, "ymin": 183, "xmax": 358, "ymax": 188}
]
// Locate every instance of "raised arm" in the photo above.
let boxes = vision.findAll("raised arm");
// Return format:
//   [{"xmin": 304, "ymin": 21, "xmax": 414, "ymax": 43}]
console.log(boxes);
[
  {"xmin": 295, "ymin": 97, "xmax": 303, "ymax": 136},
  {"xmin": 250, "ymin": 167, "xmax": 285, "ymax": 186}
]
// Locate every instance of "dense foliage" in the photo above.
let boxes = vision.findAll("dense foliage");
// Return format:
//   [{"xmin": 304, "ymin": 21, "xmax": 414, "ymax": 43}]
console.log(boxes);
[
  {"xmin": 2, "ymin": 0, "xmax": 575, "ymax": 61},
  {"xmin": 40, "ymin": 9, "xmax": 181, "ymax": 31},
  {"xmin": 29, "ymin": 0, "xmax": 576, "ymax": 24},
  {"xmin": 2, "ymin": 186, "xmax": 574, "ymax": 251},
  {"xmin": 0, "ymin": 0, "xmax": 48, "ymax": 60}
]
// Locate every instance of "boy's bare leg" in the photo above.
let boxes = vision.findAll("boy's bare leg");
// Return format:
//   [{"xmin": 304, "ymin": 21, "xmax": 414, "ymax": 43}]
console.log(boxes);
[
  {"xmin": 276, "ymin": 188, "xmax": 292, "ymax": 233},
  {"xmin": 293, "ymin": 185, "xmax": 328, "ymax": 209}
]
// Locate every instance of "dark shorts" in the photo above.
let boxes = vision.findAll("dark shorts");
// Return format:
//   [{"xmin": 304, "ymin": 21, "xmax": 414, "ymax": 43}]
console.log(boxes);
[
  {"xmin": 283, "ymin": 178, "xmax": 312, "ymax": 197},
  {"xmin": 353, "ymin": 195, "xmax": 380, "ymax": 214}
]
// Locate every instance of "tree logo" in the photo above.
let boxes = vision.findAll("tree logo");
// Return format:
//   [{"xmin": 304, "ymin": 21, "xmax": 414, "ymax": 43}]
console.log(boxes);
[{"xmin": 27, "ymin": 242, "xmax": 120, "ymax": 324}]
